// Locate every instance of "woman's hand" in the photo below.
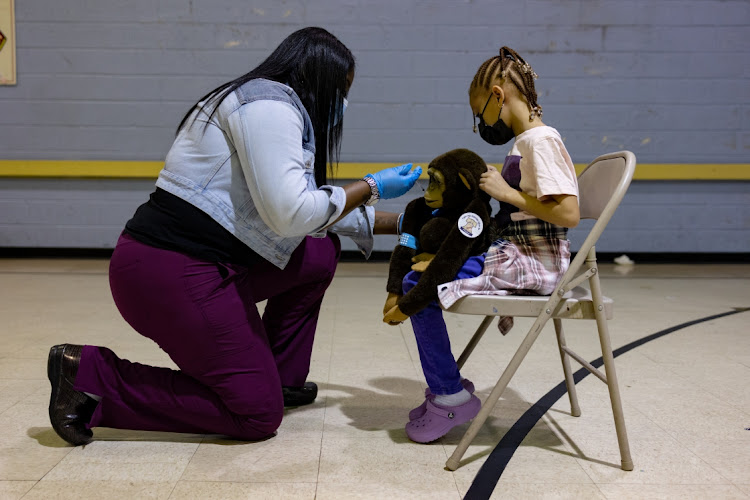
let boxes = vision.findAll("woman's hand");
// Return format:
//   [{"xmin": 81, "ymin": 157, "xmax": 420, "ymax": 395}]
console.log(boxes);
[
  {"xmin": 479, "ymin": 164, "xmax": 514, "ymax": 202},
  {"xmin": 367, "ymin": 164, "xmax": 422, "ymax": 200},
  {"xmin": 383, "ymin": 305, "xmax": 409, "ymax": 325}
]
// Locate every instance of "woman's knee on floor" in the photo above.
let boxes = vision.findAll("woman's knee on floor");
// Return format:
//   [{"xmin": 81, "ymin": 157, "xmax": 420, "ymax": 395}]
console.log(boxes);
[
  {"xmin": 232, "ymin": 403, "xmax": 284, "ymax": 439},
  {"xmin": 221, "ymin": 383, "xmax": 285, "ymax": 437},
  {"xmin": 234, "ymin": 406, "xmax": 284, "ymax": 439}
]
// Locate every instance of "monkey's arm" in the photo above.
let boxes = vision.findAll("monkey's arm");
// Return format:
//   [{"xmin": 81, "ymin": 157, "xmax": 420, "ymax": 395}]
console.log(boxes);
[
  {"xmin": 386, "ymin": 198, "xmax": 432, "ymax": 295},
  {"xmin": 396, "ymin": 199, "xmax": 491, "ymax": 316}
]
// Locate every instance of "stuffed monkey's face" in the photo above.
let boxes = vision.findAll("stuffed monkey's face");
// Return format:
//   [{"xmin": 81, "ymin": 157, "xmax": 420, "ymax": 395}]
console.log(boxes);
[{"xmin": 424, "ymin": 167, "xmax": 445, "ymax": 209}]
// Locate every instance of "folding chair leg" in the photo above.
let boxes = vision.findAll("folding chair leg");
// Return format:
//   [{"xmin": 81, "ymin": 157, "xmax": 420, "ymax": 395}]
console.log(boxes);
[
  {"xmin": 554, "ymin": 319, "xmax": 581, "ymax": 417},
  {"xmin": 446, "ymin": 313, "xmax": 553, "ymax": 471},
  {"xmin": 588, "ymin": 250, "xmax": 634, "ymax": 471},
  {"xmin": 456, "ymin": 316, "xmax": 494, "ymax": 370}
]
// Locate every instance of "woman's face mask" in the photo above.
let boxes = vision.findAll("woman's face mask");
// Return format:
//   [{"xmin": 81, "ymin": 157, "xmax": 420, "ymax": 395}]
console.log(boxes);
[
  {"xmin": 475, "ymin": 93, "xmax": 514, "ymax": 146},
  {"xmin": 332, "ymin": 98, "xmax": 348, "ymax": 128}
]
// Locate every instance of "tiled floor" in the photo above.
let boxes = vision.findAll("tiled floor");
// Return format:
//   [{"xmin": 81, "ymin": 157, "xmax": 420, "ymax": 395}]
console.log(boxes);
[{"xmin": 0, "ymin": 258, "xmax": 748, "ymax": 499}]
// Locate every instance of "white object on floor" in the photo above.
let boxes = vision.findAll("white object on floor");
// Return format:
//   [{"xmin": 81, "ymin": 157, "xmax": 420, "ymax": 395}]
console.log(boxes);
[{"xmin": 614, "ymin": 254, "xmax": 635, "ymax": 265}]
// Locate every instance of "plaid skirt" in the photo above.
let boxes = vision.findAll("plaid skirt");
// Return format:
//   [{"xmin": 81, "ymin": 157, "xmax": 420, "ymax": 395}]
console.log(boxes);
[{"xmin": 437, "ymin": 219, "xmax": 571, "ymax": 335}]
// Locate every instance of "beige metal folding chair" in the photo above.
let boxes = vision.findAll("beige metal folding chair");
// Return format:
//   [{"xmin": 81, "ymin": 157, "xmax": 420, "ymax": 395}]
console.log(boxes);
[{"xmin": 443, "ymin": 150, "xmax": 636, "ymax": 472}]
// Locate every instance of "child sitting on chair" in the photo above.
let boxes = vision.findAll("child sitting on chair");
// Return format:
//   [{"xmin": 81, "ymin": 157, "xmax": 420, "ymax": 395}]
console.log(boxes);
[{"xmin": 384, "ymin": 47, "xmax": 580, "ymax": 443}]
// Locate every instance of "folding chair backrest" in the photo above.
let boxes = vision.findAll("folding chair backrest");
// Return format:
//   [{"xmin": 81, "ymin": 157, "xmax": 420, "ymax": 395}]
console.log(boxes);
[
  {"xmin": 552, "ymin": 151, "xmax": 636, "ymax": 293},
  {"xmin": 578, "ymin": 151, "xmax": 636, "ymax": 221},
  {"xmin": 574, "ymin": 151, "xmax": 636, "ymax": 256}
]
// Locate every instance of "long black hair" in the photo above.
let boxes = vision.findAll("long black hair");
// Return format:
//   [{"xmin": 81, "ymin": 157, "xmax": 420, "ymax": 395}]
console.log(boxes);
[{"xmin": 177, "ymin": 27, "xmax": 355, "ymax": 186}]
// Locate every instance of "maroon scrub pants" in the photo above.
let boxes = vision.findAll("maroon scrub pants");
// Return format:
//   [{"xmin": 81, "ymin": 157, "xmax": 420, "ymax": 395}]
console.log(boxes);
[{"xmin": 73, "ymin": 232, "xmax": 340, "ymax": 440}]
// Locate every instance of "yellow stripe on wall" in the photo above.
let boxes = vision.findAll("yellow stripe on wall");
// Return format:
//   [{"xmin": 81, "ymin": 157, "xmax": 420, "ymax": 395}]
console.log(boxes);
[
  {"xmin": 0, "ymin": 160, "xmax": 748, "ymax": 180},
  {"xmin": 0, "ymin": 160, "xmax": 165, "ymax": 178}
]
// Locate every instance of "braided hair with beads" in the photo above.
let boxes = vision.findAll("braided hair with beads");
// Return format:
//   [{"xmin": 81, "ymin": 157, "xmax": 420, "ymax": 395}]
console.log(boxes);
[{"xmin": 470, "ymin": 47, "xmax": 543, "ymax": 122}]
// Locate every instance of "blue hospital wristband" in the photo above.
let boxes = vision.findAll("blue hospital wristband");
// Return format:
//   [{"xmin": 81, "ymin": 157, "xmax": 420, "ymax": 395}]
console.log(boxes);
[{"xmin": 399, "ymin": 233, "xmax": 418, "ymax": 250}]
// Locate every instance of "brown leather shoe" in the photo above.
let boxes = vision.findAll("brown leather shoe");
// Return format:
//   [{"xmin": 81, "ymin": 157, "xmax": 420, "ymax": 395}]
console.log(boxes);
[{"xmin": 47, "ymin": 344, "xmax": 98, "ymax": 446}]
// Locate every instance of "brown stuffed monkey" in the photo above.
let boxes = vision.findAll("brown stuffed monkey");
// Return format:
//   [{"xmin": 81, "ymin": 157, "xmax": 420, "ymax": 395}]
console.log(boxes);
[{"xmin": 383, "ymin": 148, "xmax": 493, "ymax": 324}]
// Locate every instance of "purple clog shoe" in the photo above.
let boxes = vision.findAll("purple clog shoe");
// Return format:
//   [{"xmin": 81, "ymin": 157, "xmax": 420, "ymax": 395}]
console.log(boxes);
[
  {"xmin": 408, "ymin": 378, "xmax": 475, "ymax": 421},
  {"xmin": 405, "ymin": 394, "xmax": 481, "ymax": 443}
]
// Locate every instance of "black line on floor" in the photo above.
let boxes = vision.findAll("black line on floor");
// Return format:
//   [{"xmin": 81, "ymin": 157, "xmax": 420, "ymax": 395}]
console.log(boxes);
[{"xmin": 464, "ymin": 307, "xmax": 750, "ymax": 500}]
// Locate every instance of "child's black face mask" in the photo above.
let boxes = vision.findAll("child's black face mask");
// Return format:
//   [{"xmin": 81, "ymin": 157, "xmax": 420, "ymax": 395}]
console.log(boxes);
[{"xmin": 475, "ymin": 93, "xmax": 515, "ymax": 146}]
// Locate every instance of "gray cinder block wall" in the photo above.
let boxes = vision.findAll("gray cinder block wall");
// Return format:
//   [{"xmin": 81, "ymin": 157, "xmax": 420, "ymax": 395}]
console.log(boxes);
[{"xmin": 0, "ymin": 0, "xmax": 748, "ymax": 253}]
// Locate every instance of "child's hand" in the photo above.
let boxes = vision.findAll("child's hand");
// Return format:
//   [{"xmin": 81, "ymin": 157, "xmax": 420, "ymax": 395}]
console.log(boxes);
[
  {"xmin": 411, "ymin": 252, "xmax": 435, "ymax": 272},
  {"xmin": 383, "ymin": 292, "xmax": 400, "ymax": 316},
  {"xmin": 383, "ymin": 305, "xmax": 409, "ymax": 325},
  {"xmin": 480, "ymin": 164, "xmax": 513, "ymax": 202}
]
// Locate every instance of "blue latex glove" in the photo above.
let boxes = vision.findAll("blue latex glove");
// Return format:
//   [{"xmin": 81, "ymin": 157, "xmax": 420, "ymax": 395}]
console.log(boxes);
[{"xmin": 366, "ymin": 163, "xmax": 422, "ymax": 200}]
